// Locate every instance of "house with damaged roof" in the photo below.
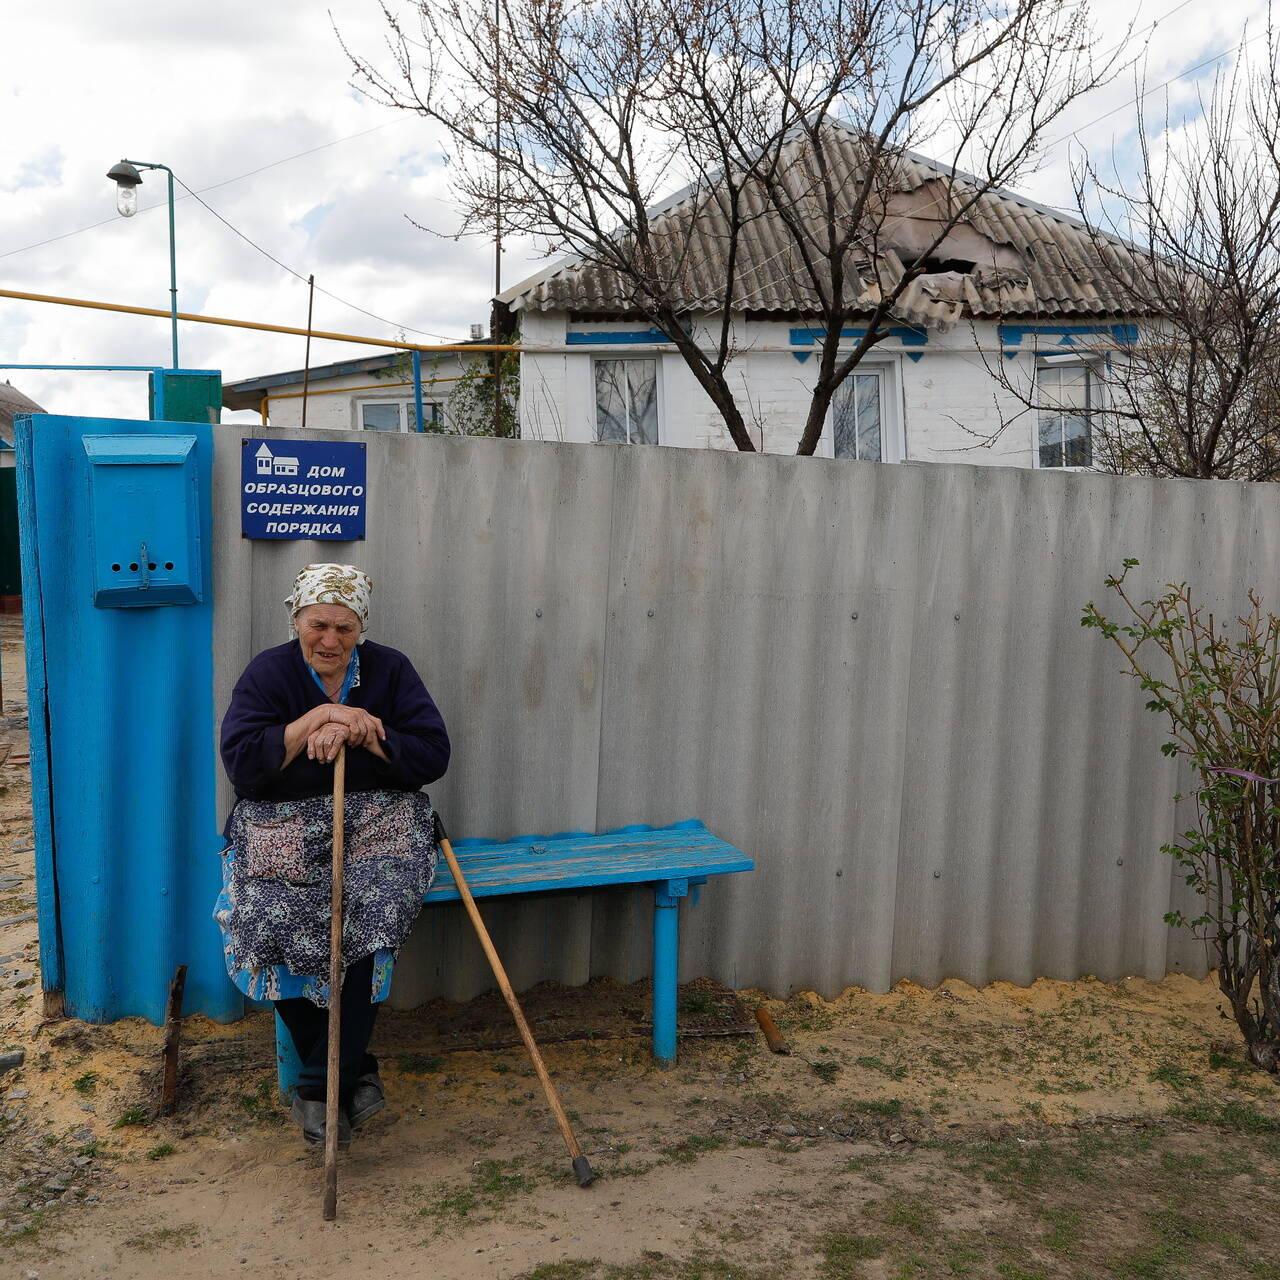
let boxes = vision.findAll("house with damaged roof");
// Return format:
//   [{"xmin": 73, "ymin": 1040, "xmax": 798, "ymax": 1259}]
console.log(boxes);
[{"xmin": 499, "ymin": 127, "xmax": 1140, "ymax": 469}]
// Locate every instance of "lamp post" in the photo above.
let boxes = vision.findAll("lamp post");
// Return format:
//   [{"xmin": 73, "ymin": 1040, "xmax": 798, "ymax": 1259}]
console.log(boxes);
[{"xmin": 107, "ymin": 159, "xmax": 179, "ymax": 369}]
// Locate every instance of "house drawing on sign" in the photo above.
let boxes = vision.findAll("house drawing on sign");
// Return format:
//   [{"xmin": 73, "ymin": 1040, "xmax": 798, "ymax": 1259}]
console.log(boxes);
[
  {"xmin": 500, "ymin": 123, "xmax": 1147, "ymax": 469},
  {"xmin": 254, "ymin": 443, "xmax": 300, "ymax": 477}
]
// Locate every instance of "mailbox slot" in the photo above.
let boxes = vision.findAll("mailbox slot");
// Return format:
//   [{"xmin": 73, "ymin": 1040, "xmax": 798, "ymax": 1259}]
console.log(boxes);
[{"xmin": 83, "ymin": 435, "xmax": 203, "ymax": 608}]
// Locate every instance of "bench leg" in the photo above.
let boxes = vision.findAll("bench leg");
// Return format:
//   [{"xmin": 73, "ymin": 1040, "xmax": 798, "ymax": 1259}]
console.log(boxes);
[
  {"xmin": 275, "ymin": 1010, "xmax": 301, "ymax": 1103},
  {"xmin": 653, "ymin": 881, "xmax": 688, "ymax": 1069}
]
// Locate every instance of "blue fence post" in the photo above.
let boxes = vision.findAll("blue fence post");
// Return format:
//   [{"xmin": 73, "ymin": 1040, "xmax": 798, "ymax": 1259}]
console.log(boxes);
[
  {"xmin": 412, "ymin": 350, "xmax": 425, "ymax": 432},
  {"xmin": 276, "ymin": 1013, "xmax": 301, "ymax": 1102}
]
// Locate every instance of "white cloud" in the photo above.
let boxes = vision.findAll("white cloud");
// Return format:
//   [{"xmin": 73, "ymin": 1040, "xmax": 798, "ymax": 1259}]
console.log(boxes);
[{"xmin": 1, "ymin": 0, "xmax": 543, "ymax": 422}]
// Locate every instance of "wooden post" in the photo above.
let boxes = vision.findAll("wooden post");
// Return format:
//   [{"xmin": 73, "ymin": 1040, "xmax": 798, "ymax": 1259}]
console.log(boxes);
[{"xmin": 160, "ymin": 964, "xmax": 188, "ymax": 1115}]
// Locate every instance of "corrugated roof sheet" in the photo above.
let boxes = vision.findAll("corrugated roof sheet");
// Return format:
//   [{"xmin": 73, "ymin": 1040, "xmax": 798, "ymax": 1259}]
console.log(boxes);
[
  {"xmin": 0, "ymin": 382, "xmax": 45, "ymax": 433},
  {"xmin": 500, "ymin": 127, "xmax": 1138, "ymax": 328}
]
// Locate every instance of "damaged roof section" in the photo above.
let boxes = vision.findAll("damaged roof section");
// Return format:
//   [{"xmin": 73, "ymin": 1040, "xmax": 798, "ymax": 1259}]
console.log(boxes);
[{"xmin": 500, "ymin": 126, "xmax": 1136, "ymax": 330}]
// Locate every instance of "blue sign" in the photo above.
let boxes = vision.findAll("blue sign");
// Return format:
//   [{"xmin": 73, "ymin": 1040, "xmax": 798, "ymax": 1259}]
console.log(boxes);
[{"xmin": 241, "ymin": 438, "xmax": 367, "ymax": 541}]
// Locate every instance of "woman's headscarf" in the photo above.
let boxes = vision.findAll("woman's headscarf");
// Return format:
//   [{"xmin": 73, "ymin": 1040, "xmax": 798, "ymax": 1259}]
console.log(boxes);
[{"xmin": 285, "ymin": 563, "xmax": 373, "ymax": 643}]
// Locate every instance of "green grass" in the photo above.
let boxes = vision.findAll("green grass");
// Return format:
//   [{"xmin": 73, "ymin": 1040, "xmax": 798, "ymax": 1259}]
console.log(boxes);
[
  {"xmin": 70, "ymin": 1071, "xmax": 100, "ymax": 1095},
  {"xmin": 819, "ymin": 1230, "xmax": 887, "ymax": 1275},
  {"xmin": 419, "ymin": 1157, "xmax": 540, "ymax": 1231},
  {"xmin": 660, "ymin": 1133, "xmax": 728, "ymax": 1164},
  {"xmin": 1170, "ymin": 1100, "xmax": 1280, "ymax": 1133},
  {"xmin": 399, "ymin": 1052, "xmax": 446, "ymax": 1074},
  {"xmin": 122, "ymin": 1223, "xmax": 200, "ymax": 1253},
  {"xmin": 112, "ymin": 1106, "xmax": 149, "ymax": 1129},
  {"xmin": 146, "ymin": 1143, "xmax": 176, "ymax": 1160},
  {"xmin": 1149, "ymin": 1061, "xmax": 1201, "ymax": 1090},
  {"xmin": 857, "ymin": 1055, "xmax": 908, "ymax": 1081}
]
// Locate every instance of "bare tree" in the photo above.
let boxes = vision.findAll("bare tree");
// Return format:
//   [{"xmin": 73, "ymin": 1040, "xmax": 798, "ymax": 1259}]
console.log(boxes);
[
  {"xmin": 344, "ymin": 0, "xmax": 1117, "ymax": 454},
  {"xmin": 977, "ymin": 23, "xmax": 1280, "ymax": 479},
  {"xmin": 1075, "ymin": 29, "xmax": 1280, "ymax": 481}
]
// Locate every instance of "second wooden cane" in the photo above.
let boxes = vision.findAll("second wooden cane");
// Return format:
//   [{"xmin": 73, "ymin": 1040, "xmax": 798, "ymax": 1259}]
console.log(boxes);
[{"xmin": 323, "ymin": 746, "xmax": 346, "ymax": 1221}]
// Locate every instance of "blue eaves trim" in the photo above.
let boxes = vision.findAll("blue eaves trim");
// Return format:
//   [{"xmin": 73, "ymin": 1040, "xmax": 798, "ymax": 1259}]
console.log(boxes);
[
  {"xmin": 790, "ymin": 326, "xmax": 929, "ymax": 363},
  {"xmin": 566, "ymin": 329, "xmax": 671, "ymax": 345},
  {"xmin": 999, "ymin": 323, "xmax": 1138, "ymax": 359}
]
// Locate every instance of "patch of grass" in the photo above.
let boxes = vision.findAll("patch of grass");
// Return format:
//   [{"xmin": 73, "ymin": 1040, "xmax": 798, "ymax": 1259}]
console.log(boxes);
[
  {"xmin": 112, "ymin": 1106, "xmax": 149, "ymax": 1129},
  {"xmin": 809, "ymin": 1060, "xmax": 840, "ymax": 1084},
  {"xmin": 76, "ymin": 1139, "xmax": 106, "ymax": 1158},
  {"xmin": 122, "ymin": 1223, "xmax": 199, "ymax": 1253},
  {"xmin": 238, "ymin": 1076, "xmax": 284, "ymax": 1125},
  {"xmin": 71, "ymin": 1071, "xmax": 100, "ymax": 1095},
  {"xmin": 660, "ymin": 1133, "xmax": 728, "ymax": 1164},
  {"xmin": 870, "ymin": 1192, "xmax": 939, "ymax": 1238},
  {"xmin": 821, "ymin": 1230, "xmax": 887, "ymax": 1274},
  {"xmin": 146, "ymin": 1143, "xmax": 176, "ymax": 1160},
  {"xmin": 1170, "ymin": 1100, "xmax": 1280, "ymax": 1133},
  {"xmin": 680, "ymin": 992, "xmax": 718, "ymax": 1018},
  {"xmin": 420, "ymin": 1157, "xmax": 539, "ymax": 1231},
  {"xmin": 1149, "ymin": 1061, "xmax": 1201, "ymax": 1090},
  {"xmin": 853, "ymin": 1097, "xmax": 903, "ymax": 1119},
  {"xmin": 856, "ymin": 1055, "xmax": 908, "ymax": 1081},
  {"xmin": 400, "ymin": 1052, "xmax": 446, "ymax": 1074}
]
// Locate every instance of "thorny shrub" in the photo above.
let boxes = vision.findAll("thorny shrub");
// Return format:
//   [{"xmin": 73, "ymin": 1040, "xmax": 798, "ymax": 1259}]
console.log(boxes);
[{"xmin": 1083, "ymin": 561, "xmax": 1280, "ymax": 1070}]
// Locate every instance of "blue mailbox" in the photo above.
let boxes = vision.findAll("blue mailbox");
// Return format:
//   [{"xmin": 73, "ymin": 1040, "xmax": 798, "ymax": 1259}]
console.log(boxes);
[{"xmin": 83, "ymin": 434, "xmax": 203, "ymax": 608}]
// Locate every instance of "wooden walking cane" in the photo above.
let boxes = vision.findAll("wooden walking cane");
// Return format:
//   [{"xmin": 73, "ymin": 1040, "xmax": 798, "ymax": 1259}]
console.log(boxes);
[
  {"xmin": 433, "ymin": 813, "xmax": 596, "ymax": 1187},
  {"xmin": 323, "ymin": 746, "xmax": 347, "ymax": 1222}
]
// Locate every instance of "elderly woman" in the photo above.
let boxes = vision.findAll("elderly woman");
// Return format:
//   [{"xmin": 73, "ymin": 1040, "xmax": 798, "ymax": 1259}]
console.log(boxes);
[{"xmin": 216, "ymin": 563, "xmax": 449, "ymax": 1150}]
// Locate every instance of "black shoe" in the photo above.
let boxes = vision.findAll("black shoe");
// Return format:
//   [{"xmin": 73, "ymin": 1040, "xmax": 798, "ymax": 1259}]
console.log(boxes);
[
  {"xmin": 348, "ymin": 1071, "xmax": 386, "ymax": 1129},
  {"xmin": 291, "ymin": 1096, "xmax": 352, "ymax": 1150}
]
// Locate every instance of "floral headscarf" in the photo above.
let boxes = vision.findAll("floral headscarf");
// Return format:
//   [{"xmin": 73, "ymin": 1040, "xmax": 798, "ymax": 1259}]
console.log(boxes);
[{"xmin": 285, "ymin": 563, "xmax": 372, "ymax": 643}]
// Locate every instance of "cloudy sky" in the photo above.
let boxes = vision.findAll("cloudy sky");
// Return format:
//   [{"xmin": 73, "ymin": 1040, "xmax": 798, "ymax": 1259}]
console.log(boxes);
[{"xmin": 0, "ymin": 0, "xmax": 1269, "ymax": 424}]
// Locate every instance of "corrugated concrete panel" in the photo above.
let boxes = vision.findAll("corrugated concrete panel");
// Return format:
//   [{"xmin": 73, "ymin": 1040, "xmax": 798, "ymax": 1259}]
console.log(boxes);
[{"xmin": 210, "ymin": 428, "xmax": 1278, "ymax": 1002}]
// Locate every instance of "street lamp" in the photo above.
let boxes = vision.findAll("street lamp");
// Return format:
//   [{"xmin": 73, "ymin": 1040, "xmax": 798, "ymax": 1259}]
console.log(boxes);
[{"xmin": 107, "ymin": 158, "xmax": 179, "ymax": 369}]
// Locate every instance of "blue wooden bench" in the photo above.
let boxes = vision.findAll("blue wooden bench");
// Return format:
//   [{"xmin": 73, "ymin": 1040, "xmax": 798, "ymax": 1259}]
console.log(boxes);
[{"xmin": 275, "ymin": 819, "xmax": 753, "ymax": 1094}]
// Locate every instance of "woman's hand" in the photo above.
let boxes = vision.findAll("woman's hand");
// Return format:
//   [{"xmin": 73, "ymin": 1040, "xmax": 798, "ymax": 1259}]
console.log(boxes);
[
  {"xmin": 306, "ymin": 721, "xmax": 350, "ymax": 764},
  {"xmin": 281, "ymin": 704, "xmax": 387, "ymax": 769},
  {"xmin": 316, "ymin": 704, "xmax": 386, "ymax": 749}
]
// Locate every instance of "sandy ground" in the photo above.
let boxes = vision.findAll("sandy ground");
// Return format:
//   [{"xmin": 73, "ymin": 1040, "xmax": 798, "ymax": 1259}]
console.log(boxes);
[{"xmin": 4, "ymin": 612, "xmax": 1280, "ymax": 1279}]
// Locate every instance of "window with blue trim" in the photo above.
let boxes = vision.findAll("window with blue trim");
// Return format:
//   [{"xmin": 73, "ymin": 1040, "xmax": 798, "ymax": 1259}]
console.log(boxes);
[
  {"xmin": 1036, "ymin": 363, "xmax": 1095, "ymax": 468},
  {"xmin": 595, "ymin": 359, "xmax": 659, "ymax": 444}
]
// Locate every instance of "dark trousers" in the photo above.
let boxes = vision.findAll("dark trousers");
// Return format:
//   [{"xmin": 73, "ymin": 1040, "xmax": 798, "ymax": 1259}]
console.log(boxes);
[{"xmin": 275, "ymin": 953, "xmax": 381, "ymax": 1103}]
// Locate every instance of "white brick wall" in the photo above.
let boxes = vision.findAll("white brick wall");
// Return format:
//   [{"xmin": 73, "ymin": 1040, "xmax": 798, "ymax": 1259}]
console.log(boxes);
[
  {"xmin": 515, "ymin": 311, "xmax": 1121, "ymax": 467},
  {"xmin": 261, "ymin": 355, "xmax": 471, "ymax": 431}
]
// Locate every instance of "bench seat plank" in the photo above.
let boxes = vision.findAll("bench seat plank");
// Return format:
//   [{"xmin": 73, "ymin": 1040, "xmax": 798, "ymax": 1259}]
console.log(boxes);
[{"xmin": 426, "ymin": 820, "xmax": 752, "ymax": 902}]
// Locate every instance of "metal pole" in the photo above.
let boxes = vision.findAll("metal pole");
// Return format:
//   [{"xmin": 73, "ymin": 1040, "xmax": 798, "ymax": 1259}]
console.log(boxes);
[
  {"xmin": 165, "ymin": 169, "xmax": 178, "ymax": 369},
  {"xmin": 301, "ymin": 275, "xmax": 315, "ymax": 432},
  {"xmin": 0, "ymin": 288, "xmax": 518, "ymax": 354}
]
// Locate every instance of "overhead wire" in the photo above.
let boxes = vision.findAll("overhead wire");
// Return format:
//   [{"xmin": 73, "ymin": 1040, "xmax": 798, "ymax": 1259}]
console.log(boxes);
[{"xmin": 170, "ymin": 176, "xmax": 457, "ymax": 341}]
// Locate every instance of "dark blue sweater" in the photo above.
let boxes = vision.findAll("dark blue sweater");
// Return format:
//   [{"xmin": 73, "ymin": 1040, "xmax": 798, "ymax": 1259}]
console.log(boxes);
[{"xmin": 220, "ymin": 639, "xmax": 450, "ymax": 809}]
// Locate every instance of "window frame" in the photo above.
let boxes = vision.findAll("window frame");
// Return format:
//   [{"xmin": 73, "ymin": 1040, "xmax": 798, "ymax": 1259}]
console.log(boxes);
[
  {"xmin": 353, "ymin": 397, "xmax": 444, "ymax": 433},
  {"xmin": 592, "ymin": 356, "xmax": 662, "ymax": 445},
  {"xmin": 1032, "ymin": 358, "xmax": 1103, "ymax": 471},
  {"xmin": 820, "ymin": 359, "xmax": 904, "ymax": 463}
]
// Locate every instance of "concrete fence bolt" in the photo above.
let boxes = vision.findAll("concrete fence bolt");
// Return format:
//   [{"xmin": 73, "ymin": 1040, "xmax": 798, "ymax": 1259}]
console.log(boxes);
[
  {"xmin": 647, "ymin": 608, "xmax": 655, "ymax": 618},
  {"xmin": 933, "ymin": 870, "xmax": 942, "ymax": 878},
  {"xmin": 535, "ymin": 609, "xmax": 543, "ymax": 618},
  {"xmin": 1117, "ymin": 858, "xmax": 1124, "ymax": 866},
  {"xmin": 953, "ymin": 613, "xmax": 961, "ymax": 621},
  {"xmin": 851, "ymin": 612, "xmax": 858, "ymax": 620}
]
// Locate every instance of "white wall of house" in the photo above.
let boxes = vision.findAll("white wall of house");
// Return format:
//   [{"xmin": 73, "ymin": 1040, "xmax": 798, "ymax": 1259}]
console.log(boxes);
[
  {"xmin": 261, "ymin": 356, "xmax": 471, "ymax": 431},
  {"xmin": 517, "ymin": 311, "xmax": 1129, "ymax": 469}
]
